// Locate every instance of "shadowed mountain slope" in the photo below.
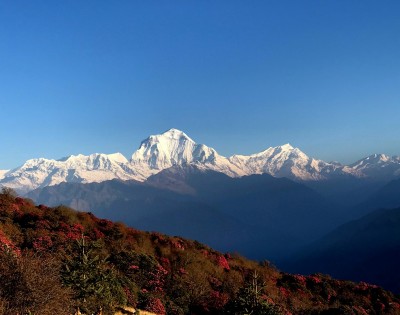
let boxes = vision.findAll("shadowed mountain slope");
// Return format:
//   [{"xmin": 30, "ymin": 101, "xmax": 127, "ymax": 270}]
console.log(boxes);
[
  {"xmin": 28, "ymin": 166, "xmax": 343, "ymax": 262},
  {"xmin": 1, "ymin": 190, "xmax": 400, "ymax": 314},
  {"xmin": 282, "ymin": 207, "xmax": 400, "ymax": 293}
]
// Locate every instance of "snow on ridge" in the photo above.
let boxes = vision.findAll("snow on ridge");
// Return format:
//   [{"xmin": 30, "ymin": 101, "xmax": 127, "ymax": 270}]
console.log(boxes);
[
  {"xmin": 0, "ymin": 128, "xmax": 398, "ymax": 194},
  {"xmin": 349, "ymin": 153, "xmax": 400, "ymax": 179},
  {"xmin": 0, "ymin": 170, "xmax": 9, "ymax": 181},
  {"xmin": 1, "ymin": 152, "xmax": 142, "ymax": 194},
  {"xmin": 130, "ymin": 128, "xmax": 246, "ymax": 178},
  {"xmin": 351, "ymin": 153, "xmax": 392, "ymax": 169},
  {"xmin": 228, "ymin": 143, "xmax": 337, "ymax": 180}
]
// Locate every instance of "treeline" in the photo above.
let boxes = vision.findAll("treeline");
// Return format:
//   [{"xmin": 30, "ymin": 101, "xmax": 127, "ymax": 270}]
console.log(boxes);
[{"xmin": 0, "ymin": 188, "xmax": 399, "ymax": 315}]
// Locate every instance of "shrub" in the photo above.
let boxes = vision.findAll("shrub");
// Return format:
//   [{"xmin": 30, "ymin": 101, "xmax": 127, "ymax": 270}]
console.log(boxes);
[{"xmin": 0, "ymin": 250, "xmax": 73, "ymax": 315}]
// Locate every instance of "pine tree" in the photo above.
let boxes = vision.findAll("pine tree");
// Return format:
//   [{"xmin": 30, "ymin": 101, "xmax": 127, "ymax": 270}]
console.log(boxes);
[
  {"xmin": 226, "ymin": 270, "xmax": 281, "ymax": 315},
  {"xmin": 61, "ymin": 235, "xmax": 124, "ymax": 314}
]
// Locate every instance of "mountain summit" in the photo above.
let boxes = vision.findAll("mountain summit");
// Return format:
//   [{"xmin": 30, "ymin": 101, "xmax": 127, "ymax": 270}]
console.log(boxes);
[
  {"xmin": 130, "ymin": 128, "xmax": 244, "ymax": 178},
  {"xmin": 229, "ymin": 144, "xmax": 360, "ymax": 181},
  {"xmin": 350, "ymin": 154, "xmax": 400, "ymax": 179},
  {"xmin": 132, "ymin": 128, "xmax": 217, "ymax": 169},
  {"xmin": 1, "ymin": 128, "xmax": 399, "ymax": 193}
]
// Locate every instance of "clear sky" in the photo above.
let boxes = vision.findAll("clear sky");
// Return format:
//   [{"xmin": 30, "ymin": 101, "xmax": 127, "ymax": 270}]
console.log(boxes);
[{"xmin": 1, "ymin": 1, "xmax": 399, "ymax": 169}]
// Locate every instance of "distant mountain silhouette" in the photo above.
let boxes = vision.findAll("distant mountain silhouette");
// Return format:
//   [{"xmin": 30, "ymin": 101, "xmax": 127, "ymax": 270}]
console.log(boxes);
[
  {"xmin": 351, "ymin": 178, "xmax": 400, "ymax": 217},
  {"xmin": 282, "ymin": 207, "xmax": 400, "ymax": 293},
  {"xmin": 28, "ymin": 165, "xmax": 341, "ymax": 262}
]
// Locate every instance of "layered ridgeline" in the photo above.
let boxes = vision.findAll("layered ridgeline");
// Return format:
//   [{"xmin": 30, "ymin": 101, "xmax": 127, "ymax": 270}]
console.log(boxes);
[
  {"xmin": 283, "ymin": 206, "xmax": 400, "ymax": 294},
  {"xmin": 28, "ymin": 167, "xmax": 343, "ymax": 261},
  {"xmin": 1, "ymin": 190, "xmax": 399, "ymax": 315},
  {"xmin": 281, "ymin": 178, "xmax": 400, "ymax": 294},
  {"xmin": 2, "ymin": 128, "xmax": 400, "ymax": 194}
]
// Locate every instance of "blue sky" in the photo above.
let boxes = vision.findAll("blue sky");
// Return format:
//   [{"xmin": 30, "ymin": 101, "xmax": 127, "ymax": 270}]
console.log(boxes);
[{"xmin": 1, "ymin": 1, "xmax": 399, "ymax": 169}]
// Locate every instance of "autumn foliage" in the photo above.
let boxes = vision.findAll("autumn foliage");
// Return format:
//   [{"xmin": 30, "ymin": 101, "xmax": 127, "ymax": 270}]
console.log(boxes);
[{"xmin": 0, "ymin": 189, "xmax": 399, "ymax": 314}]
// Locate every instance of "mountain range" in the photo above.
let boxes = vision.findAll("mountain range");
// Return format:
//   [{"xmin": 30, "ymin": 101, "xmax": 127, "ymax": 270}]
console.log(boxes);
[
  {"xmin": 1, "ymin": 128, "xmax": 400, "ymax": 194},
  {"xmin": 3, "ymin": 128, "xmax": 400, "ymax": 294},
  {"xmin": 28, "ymin": 166, "xmax": 345, "ymax": 261}
]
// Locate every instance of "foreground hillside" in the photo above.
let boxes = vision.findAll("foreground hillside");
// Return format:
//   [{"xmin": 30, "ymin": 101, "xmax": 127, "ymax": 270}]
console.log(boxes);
[{"xmin": 0, "ymin": 189, "xmax": 399, "ymax": 315}]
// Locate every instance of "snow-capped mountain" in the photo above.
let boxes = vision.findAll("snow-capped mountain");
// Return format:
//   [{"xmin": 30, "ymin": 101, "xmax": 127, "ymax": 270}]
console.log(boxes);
[
  {"xmin": 0, "ymin": 128, "xmax": 398, "ymax": 194},
  {"xmin": 131, "ymin": 128, "xmax": 245, "ymax": 177},
  {"xmin": 0, "ymin": 153, "xmax": 145, "ymax": 194},
  {"xmin": 229, "ymin": 144, "xmax": 360, "ymax": 180},
  {"xmin": 0, "ymin": 170, "xmax": 9, "ymax": 180},
  {"xmin": 350, "ymin": 154, "xmax": 400, "ymax": 179}
]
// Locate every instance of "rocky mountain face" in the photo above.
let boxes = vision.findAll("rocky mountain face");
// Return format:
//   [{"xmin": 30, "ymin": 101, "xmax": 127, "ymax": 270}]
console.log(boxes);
[{"xmin": 1, "ymin": 128, "xmax": 399, "ymax": 194}]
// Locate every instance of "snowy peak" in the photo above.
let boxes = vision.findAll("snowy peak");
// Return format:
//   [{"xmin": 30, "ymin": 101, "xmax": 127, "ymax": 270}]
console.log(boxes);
[
  {"xmin": 230, "ymin": 144, "xmax": 324, "ymax": 180},
  {"xmin": 1, "ymin": 153, "xmax": 142, "ymax": 194},
  {"xmin": 351, "ymin": 154, "xmax": 391, "ymax": 168},
  {"xmin": 132, "ymin": 128, "xmax": 214, "ymax": 169},
  {"xmin": 130, "ymin": 128, "xmax": 245, "ymax": 177},
  {"xmin": 50, "ymin": 153, "xmax": 129, "ymax": 169},
  {"xmin": 229, "ymin": 143, "xmax": 363, "ymax": 181},
  {"xmin": 350, "ymin": 154, "xmax": 400, "ymax": 179},
  {"xmin": 159, "ymin": 128, "xmax": 194, "ymax": 141},
  {"xmin": 278, "ymin": 143, "xmax": 294, "ymax": 151},
  {"xmin": 1, "ymin": 128, "xmax": 399, "ymax": 194},
  {"xmin": 106, "ymin": 153, "xmax": 129, "ymax": 164},
  {"xmin": 0, "ymin": 170, "xmax": 9, "ymax": 180},
  {"xmin": 142, "ymin": 129, "xmax": 195, "ymax": 150}
]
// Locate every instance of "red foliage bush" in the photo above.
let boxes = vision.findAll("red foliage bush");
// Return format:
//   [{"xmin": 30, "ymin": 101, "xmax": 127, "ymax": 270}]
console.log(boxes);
[
  {"xmin": 98, "ymin": 219, "xmax": 114, "ymax": 234},
  {"xmin": 293, "ymin": 274, "xmax": 306, "ymax": 286},
  {"xmin": 159, "ymin": 257, "xmax": 171, "ymax": 271},
  {"xmin": 209, "ymin": 290, "xmax": 229, "ymax": 310},
  {"xmin": 148, "ymin": 264, "xmax": 168, "ymax": 292},
  {"xmin": 279, "ymin": 287, "xmax": 290, "ymax": 298},
  {"xmin": 33, "ymin": 236, "xmax": 53, "ymax": 252},
  {"xmin": 10, "ymin": 203, "xmax": 23, "ymax": 218},
  {"xmin": 0, "ymin": 230, "xmax": 20, "ymax": 256},
  {"xmin": 144, "ymin": 297, "xmax": 166, "ymax": 315},
  {"xmin": 90, "ymin": 227, "xmax": 105, "ymax": 240},
  {"xmin": 123, "ymin": 286, "xmax": 136, "ymax": 307},
  {"xmin": 171, "ymin": 239, "xmax": 185, "ymax": 250},
  {"xmin": 216, "ymin": 255, "xmax": 230, "ymax": 271},
  {"xmin": 308, "ymin": 274, "xmax": 322, "ymax": 284},
  {"xmin": 36, "ymin": 219, "xmax": 51, "ymax": 230}
]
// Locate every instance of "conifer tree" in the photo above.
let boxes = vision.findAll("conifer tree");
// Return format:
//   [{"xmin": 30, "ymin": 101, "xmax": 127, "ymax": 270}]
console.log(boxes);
[
  {"xmin": 61, "ymin": 235, "xmax": 124, "ymax": 314},
  {"xmin": 226, "ymin": 270, "xmax": 281, "ymax": 315}
]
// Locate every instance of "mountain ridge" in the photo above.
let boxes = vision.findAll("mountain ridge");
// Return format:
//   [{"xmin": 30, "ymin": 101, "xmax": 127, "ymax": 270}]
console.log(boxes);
[
  {"xmin": 1, "ymin": 128, "xmax": 399, "ymax": 193},
  {"xmin": 282, "ymin": 206, "xmax": 400, "ymax": 294},
  {"xmin": 27, "ymin": 166, "xmax": 346, "ymax": 261}
]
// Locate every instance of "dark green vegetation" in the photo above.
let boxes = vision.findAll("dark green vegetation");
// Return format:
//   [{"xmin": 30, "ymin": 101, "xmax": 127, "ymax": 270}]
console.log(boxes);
[{"xmin": 1, "ymin": 189, "xmax": 400, "ymax": 314}]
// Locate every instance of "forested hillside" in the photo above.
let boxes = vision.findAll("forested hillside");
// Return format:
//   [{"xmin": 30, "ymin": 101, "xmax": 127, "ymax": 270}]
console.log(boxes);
[{"xmin": 0, "ymin": 188, "xmax": 399, "ymax": 315}]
